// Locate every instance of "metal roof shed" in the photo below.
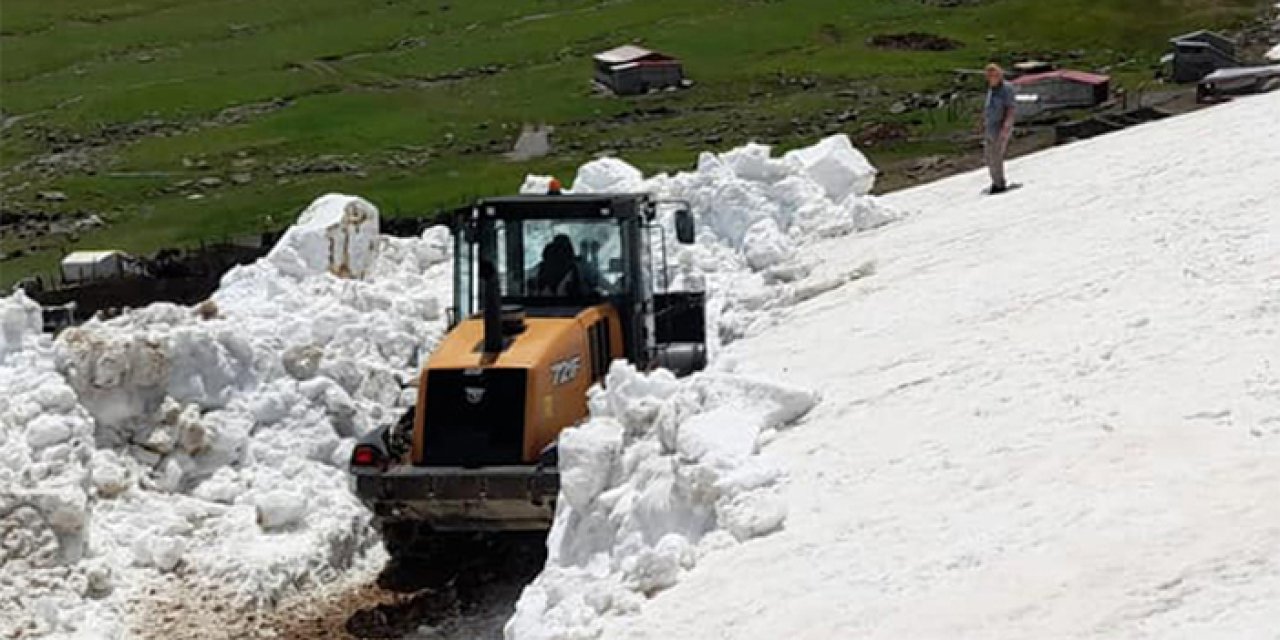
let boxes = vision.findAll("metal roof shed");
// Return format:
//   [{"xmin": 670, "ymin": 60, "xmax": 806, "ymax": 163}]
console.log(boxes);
[
  {"xmin": 1168, "ymin": 30, "xmax": 1239, "ymax": 83},
  {"xmin": 593, "ymin": 45, "xmax": 684, "ymax": 95},
  {"xmin": 593, "ymin": 45, "xmax": 669, "ymax": 65},
  {"xmin": 1170, "ymin": 30, "xmax": 1236, "ymax": 56},
  {"xmin": 1011, "ymin": 70, "xmax": 1111, "ymax": 117},
  {"xmin": 60, "ymin": 250, "xmax": 136, "ymax": 284}
]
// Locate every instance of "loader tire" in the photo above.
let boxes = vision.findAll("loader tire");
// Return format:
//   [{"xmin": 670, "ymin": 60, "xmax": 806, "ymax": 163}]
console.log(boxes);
[
  {"xmin": 379, "ymin": 519, "xmax": 422, "ymax": 562},
  {"xmin": 376, "ymin": 523, "xmax": 545, "ymax": 592}
]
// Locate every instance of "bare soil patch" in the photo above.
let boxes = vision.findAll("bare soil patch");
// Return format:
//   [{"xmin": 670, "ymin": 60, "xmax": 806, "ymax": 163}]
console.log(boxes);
[{"xmin": 868, "ymin": 32, "xmax": 963, "ymax": 51}]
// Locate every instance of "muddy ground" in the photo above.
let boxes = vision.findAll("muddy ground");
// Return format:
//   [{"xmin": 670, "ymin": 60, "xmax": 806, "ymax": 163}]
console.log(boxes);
[{"xmin": 133, "ymin": 533, "xmax": 547, "ymax": 640}]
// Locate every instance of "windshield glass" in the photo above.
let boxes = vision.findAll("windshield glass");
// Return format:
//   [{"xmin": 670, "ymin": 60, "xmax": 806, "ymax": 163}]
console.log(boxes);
[{"xmin": 485, "ymin": 217, "xmax": 623, "ymax": 301}]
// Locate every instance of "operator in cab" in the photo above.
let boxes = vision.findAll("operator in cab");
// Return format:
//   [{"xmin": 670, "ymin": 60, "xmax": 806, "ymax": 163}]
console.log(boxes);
[{"xmin": 529, "ymin": 234, "xmax": 610, "ymax": 297}]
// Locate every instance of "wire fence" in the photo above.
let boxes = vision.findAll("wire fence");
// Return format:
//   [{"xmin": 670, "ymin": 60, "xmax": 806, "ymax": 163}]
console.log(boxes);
[{"xmin": 17, "ymin": 208, "xmax": 455, "ymax": 294}]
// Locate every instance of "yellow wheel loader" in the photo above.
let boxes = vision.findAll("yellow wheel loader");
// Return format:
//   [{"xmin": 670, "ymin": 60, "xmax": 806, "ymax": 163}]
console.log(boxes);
[{"xmin": 349, "ymin": 193, "xmax": 705, "ymax": 554}]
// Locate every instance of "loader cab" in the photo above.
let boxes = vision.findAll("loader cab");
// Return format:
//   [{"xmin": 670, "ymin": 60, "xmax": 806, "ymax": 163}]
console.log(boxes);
[{"xmin": 449, "ymin": 193, "xmax": 703, "ymax": 373}]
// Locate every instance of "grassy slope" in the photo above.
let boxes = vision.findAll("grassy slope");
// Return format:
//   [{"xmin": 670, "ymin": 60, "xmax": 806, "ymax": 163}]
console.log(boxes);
[{"xmin": 0, "ymin": 0, "xmax": 1267, "ymax": 285}]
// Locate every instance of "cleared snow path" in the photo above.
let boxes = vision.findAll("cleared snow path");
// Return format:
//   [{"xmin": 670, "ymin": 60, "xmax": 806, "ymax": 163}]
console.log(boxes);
[{"xmin": 607, "ymin": 92, "xmax": 1280, "ymax": 639}]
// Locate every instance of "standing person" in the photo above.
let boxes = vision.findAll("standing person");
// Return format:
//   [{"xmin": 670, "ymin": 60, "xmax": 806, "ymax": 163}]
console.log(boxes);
[{"xmin": 982, "ymin": 63, "xmax": 1017, "ymax": 194}]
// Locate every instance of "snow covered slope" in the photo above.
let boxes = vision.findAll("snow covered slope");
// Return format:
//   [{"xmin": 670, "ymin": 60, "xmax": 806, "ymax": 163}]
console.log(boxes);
[
  {"xmin": 4, "ymin": 87, "xmax": 1275, "ymax": 638},
  {"xmin": 601, "ymin": 92, "xmax": 1280, "ymax": 639}
]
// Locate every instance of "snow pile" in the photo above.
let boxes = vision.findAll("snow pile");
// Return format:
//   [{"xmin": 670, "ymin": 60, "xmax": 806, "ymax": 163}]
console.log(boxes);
[
  {"xmin": 506, "ymin": 362, "xmax": 818, "ymax": 640},
  {"xmin": 506, "ymin": 135, "xmax": 893, "ymax": 639},
  {"xmin": 571, "ymin": 134, "xmax": 897, "ymax": 349},
  {"xmin": 0, "ymin": 194, "xmax": 452, "ymax": 637},
  {"xmin": 0, "ymin": 292, "xmax": 100, "ymax": 636},
  {"xmin": 2, "ymin": 134, "xmax": 894, "ymax": 636},
  {"xmin": 573, "ymin": 135, "xmax": 892, "ymax": 250},
  {"xmin": 266, "ymin": 193, "xmax": 380, "ymax": 279}
]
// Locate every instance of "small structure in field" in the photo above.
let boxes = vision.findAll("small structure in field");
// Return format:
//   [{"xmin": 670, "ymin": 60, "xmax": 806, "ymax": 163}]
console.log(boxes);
[
  {"xmin": 60, "ymin": 250, "xmax": 139, "ymax": 284},
  {"xmin": 1013, "ymin": 60, "xmax": 1053, "ymax": 74},
  {"xmin": 1011, "ymin": 69, "xmax": 1111, "ymax": 118},
  {"xmin": 1166, "ymin": 30, "xmax": 1239, "ymax": 83},
  {"xmin": 593, "ymin": 45, "xmax": 685, "ymax": 95}
]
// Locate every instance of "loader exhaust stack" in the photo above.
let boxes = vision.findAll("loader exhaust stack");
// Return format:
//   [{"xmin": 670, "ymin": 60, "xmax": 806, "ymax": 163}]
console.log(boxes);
[{"xmin": 481, "ymin": 258, "xmax": 504, "ymax": 354}]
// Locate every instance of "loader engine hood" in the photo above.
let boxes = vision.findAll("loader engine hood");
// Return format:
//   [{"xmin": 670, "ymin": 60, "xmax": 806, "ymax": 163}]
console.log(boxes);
[{"xmin": 411, "ymin": 313, "xmax": 592, "ymax": 466}]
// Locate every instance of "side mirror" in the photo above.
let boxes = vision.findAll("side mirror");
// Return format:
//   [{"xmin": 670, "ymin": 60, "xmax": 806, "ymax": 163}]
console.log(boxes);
[{"xmin": 674, "ymin": 207, "xmax": 695, "ymax": 245}]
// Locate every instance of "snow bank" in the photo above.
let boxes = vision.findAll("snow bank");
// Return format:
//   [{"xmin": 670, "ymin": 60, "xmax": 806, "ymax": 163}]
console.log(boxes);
[
  {"xmin": 505, "ymin": 363, "xmax": 817, "ymax": 640},
  {"xmin": 3, "ymin": 134, "xmax": 894, "ymax": 637},
  {"xmin": 572, "ymin": 135, "xmax": 892, "ymax": 248},
  {"xmin": 0, "ymin": 194, "xmax": 452, "ymax": 637},
  {"xmin": 572, "ymin": 135, "xmax": 897, "ymax": 351},
  {"xmin": 267, "ymin": 194, "xmax": 380, "ymax": 279},
  {"xmin": 507, "ymin": 135, "xmax": 893, "ymax": 639},
  {"xmin": 0, "ymin": 292, "xmax": 101, "ymax": 635},
  {"xmin": 1268, "ymin": 42, "xmax": 1280, "ymax": 62}
]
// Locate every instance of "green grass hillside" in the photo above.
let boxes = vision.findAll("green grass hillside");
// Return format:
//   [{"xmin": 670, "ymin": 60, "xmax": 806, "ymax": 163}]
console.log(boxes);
[{"xmin": 0, "ymin": 0, "xmax": 1269, "ymax": 285}]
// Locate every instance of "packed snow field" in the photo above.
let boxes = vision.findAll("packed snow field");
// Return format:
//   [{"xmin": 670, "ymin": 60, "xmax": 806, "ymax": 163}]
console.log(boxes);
[
  {"xmin": 3, "ymin": 74, "xmax": 1277, "ymax": 640},
  {"xmin": 603, "ymin": 91, "xmax": 1280, "ymax": 639},
  {"xmin": 0, "ymin": 135, "xmax": 894, "ymax": 637}
]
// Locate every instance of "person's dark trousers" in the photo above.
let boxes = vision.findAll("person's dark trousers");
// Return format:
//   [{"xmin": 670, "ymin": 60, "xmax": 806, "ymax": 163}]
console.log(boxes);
[{"xmin": 984, "ymin": 133, "xmax": 1010, "ymax": 190}]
